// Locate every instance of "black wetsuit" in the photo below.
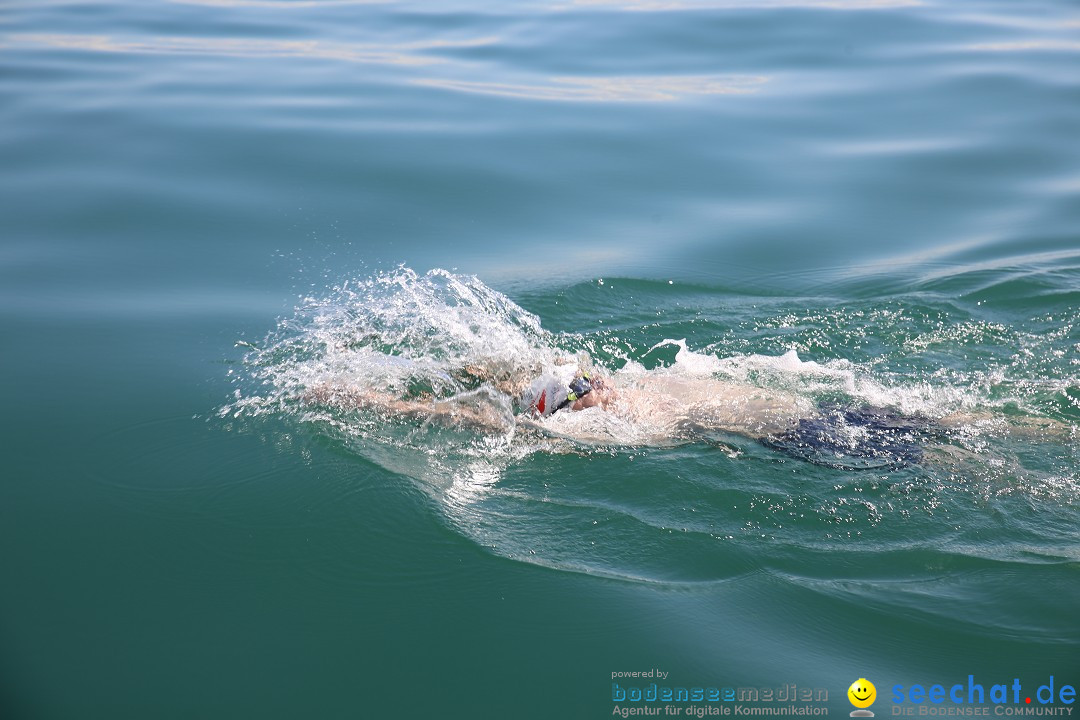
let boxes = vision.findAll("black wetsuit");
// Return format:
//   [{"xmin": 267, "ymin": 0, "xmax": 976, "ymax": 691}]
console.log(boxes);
[{"xmin": 760, "ymin": 404, "xmax": 938, "ymax": 470}]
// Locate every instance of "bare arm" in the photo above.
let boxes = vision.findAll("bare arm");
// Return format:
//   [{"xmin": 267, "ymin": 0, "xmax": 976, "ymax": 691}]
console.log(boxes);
[
  {"xmin": 938, "ymin": 410, "xmax": 1075, "ymax": 440},
  {"xmin": 304, "ymin": 383, "xmax": 512, "ymax": 434}
]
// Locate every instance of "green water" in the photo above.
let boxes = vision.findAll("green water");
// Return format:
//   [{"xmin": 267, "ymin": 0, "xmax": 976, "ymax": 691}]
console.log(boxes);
[{"xmin": 1, "ymin": 0, "xmax": 1078, "ymax": 717}]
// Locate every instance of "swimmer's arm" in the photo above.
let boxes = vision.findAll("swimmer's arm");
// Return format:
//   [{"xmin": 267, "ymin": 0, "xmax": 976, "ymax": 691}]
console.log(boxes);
[
  {"xmin": 303, "ymin": 384, "xmax": 510, "ymax": 434},
  {"xmin": 938, "ymin": 411, "xmax": 1075, "ymax": 440}
]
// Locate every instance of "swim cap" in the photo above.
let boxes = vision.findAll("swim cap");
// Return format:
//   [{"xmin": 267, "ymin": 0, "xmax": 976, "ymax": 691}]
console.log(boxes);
[{"xmin": 520, "ymin": 374, "xmax": 569, "ymax": 417}]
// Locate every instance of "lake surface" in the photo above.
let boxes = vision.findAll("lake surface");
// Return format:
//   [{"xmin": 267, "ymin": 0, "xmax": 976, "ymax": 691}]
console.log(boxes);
[{"xmin": 1, "ymin": 0, "xmax": 1078, "ymax": 717}]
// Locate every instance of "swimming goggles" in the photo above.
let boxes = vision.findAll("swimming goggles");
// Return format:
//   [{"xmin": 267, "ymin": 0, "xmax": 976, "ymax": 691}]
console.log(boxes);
[{"xmin": 555, "ymin": 373, "xmax": 594, "ymax": 411}]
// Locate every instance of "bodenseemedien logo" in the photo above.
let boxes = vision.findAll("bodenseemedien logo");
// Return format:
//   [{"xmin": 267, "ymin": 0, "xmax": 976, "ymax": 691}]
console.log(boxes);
[{"xmin": 849, "ymin": 678, "xmax": 877, "ymax": 717}]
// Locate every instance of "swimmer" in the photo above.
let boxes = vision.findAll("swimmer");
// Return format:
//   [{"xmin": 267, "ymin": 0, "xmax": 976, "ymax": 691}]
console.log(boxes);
[{"xmin": 304, "ymin": 356, "xmax": 1071, "ymax": 470}]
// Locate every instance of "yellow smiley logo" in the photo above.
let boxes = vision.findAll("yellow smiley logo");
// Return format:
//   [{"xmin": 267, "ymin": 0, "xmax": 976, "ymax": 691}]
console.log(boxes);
[{"xmin": 848, "ymin": 678, "xmax": 877, "ymax": 709}]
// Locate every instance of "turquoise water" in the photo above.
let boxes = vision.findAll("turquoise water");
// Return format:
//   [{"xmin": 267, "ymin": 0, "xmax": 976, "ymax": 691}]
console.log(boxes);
[{"xmin": 2, "ymin": 0, "xmax": 1078, "ymax": 717}]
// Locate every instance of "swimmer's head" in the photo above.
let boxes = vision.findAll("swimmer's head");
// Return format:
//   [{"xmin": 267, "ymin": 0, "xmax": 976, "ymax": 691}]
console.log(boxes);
[
  {"xmin": 520, "ymin": 375, "xmax": 569, "ymax": 417},
  {"xmin": 519, "ymin": 372, "xmax": 596, "ymax": 417}
]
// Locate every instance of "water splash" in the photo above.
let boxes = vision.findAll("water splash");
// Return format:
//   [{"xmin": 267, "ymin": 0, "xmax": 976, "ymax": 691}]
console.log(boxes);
[{"xmin": 224, "ymin": 268, "xmax": 1078, "ymax": 581}]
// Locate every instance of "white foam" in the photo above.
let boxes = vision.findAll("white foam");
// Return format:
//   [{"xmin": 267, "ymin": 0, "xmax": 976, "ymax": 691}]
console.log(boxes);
[{"xmin": 226, "ymin": 268, "xmax": 1060, "ymax": 476}]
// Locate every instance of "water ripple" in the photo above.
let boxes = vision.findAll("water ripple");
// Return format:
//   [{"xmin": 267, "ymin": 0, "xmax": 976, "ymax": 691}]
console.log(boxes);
[
  {"xmin": 414, "ymin": 74, "xmax": 769, "ymax": 102},
  {"xmin": 9, "ymin": 31, "xmax": 498, "ymax": 66}
]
